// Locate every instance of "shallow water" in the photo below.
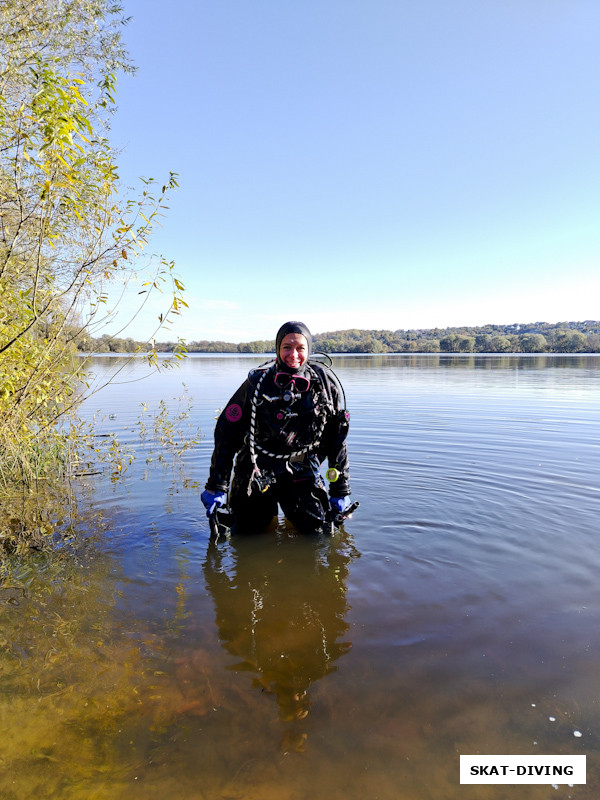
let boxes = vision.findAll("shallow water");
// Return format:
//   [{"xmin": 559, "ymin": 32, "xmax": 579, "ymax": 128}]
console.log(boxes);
[{"xmin": 1, "ymin": 354, "xmax": 599, "ymax": 799}]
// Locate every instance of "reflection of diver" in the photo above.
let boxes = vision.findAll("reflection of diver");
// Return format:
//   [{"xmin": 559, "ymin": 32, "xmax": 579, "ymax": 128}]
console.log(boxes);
[{"xmin": 202, "ymin": 530, "xmax": 358, "ymax": 735}]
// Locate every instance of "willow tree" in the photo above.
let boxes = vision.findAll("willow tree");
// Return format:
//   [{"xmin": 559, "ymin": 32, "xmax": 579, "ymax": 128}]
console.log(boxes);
[{"xmin": 0, "ymin": 2, "xmax": 185, "ymax": 501}]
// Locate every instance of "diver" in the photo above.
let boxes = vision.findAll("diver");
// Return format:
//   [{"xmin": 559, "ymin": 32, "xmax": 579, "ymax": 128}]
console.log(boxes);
[{"xmin": 201, "ymin": 321, "xmax": 356, "ymax": 535}]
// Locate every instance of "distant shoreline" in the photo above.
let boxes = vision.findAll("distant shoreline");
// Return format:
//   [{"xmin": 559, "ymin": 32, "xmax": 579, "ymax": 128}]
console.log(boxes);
[
  {"xmin": 79, "ymin": 320, "xmax": 600, "ymax": 355},
  {"xmin": 78, "ymin": 351, "xmax": 600, "ymax": 358}
]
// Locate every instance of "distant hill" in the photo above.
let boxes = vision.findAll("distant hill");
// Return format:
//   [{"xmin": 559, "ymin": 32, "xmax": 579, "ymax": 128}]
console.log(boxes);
[{"xmin": 79, "ymin": 320, "xmax": 600, "ymax": 355}]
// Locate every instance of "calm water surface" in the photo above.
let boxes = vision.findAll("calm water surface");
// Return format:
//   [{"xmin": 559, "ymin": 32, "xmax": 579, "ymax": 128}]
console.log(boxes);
[{"xmin": 1, "ymin": 354, "xmax": 599, "ymax": 799}]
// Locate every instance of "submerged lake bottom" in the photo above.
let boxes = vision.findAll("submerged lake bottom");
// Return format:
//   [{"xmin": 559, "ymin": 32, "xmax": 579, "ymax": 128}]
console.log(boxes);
[{"xmin": 1, "ymin": 354, "xmax": 599, "ymax": 799}]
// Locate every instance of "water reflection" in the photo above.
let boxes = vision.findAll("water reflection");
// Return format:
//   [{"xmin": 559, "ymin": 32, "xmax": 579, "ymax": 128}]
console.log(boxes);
[
  {"xmin": 203, "ymin": 528, "xmax": 359, "ymax": 747},
  {"xmin": 332, "ymin": 353, "xmax": 599, "ymax": 370}
]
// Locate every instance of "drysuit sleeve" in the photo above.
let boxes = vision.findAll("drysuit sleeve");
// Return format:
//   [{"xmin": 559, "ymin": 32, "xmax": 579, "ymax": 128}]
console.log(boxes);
[
  {"xmin": 205, "ymin": 379, "xmax": 253, "ymax": 493},
  {"xmin": 323, "ymin": 383, "xmax": 351, "ymax": 498}
]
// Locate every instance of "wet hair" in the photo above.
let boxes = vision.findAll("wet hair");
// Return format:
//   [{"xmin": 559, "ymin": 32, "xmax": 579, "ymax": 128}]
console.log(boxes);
[{"xmin": 275, "ymin": 321, "xmax": 312, "ymax": 370}]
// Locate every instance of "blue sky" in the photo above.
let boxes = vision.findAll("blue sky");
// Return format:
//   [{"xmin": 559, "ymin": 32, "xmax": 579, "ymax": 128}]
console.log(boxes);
[{"xmin": 108, "ymin": 0, "xmax": 600, "ymax": 343}]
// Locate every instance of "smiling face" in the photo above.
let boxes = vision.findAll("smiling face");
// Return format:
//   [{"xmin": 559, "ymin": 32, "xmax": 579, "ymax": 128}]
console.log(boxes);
[{"xmin": 279, "ymin": 333, "xmax": 308, "ymax": 370}]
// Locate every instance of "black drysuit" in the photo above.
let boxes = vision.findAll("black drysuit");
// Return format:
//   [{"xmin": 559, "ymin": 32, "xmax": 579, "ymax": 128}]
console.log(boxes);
[{"xmin": 205, "ymin": 361, "xmax": 351, "ymax": 534}]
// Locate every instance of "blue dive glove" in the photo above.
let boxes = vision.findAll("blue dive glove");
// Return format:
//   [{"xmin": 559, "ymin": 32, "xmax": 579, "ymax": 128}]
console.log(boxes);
[
  {"xmin": 201, "ymin": 489, "xmax": 226, "ymax": 517},
  {"xmin": 329, "ymin": 496, "xmax": 352, "ymax": 515}
]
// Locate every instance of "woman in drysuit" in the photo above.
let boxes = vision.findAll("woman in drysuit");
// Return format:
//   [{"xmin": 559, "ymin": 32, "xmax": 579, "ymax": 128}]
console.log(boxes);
[{"xmin": 201, "ymin": 321, "xmax": 353, "ymax": 534}]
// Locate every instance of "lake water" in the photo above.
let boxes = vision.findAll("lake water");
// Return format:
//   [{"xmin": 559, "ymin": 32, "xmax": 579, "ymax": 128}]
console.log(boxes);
[{"xmin": 1, "ymin": 354, "xmax": 599, "ymax": 799}]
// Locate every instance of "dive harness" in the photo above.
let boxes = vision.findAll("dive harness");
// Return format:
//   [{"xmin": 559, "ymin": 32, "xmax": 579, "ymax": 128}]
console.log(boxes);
[
  {"xmin": 207, "ymin": 356, "xmax": 356, "ymax": 538},
  {"xmin": 246, "ymin": 361, "xmax": 333, "ymax": 496}
]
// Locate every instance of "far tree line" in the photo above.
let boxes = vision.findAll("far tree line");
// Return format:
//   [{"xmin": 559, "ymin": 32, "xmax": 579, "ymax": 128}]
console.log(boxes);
[{"xmin": 79, "ymin": 320, "xmax": 600, "ymax": 355}]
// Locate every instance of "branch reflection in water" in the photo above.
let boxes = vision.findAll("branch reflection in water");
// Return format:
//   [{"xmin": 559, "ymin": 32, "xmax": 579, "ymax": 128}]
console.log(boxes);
[{"xmin": 202, "ymin": 525, "xmax": 360, "ymax": 750}]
